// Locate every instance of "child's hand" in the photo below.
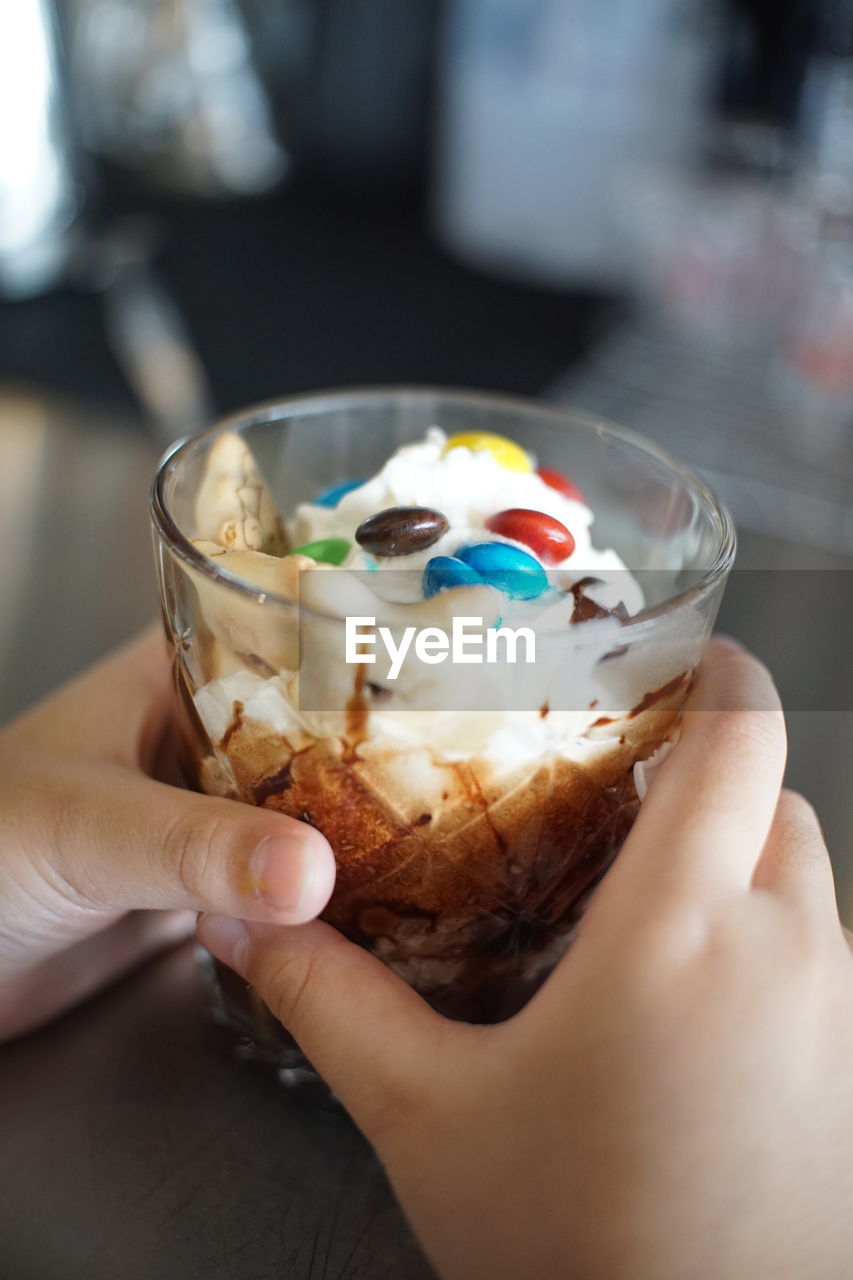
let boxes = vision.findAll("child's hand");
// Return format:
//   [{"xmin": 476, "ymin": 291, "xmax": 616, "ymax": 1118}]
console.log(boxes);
[
  {"xmin": 200, "ymin": 639, "xmax": 853, "ymax": 1280},
  {"xmin": 0, "ymin": 626, "xmax": 334, "ymax": 1041}
]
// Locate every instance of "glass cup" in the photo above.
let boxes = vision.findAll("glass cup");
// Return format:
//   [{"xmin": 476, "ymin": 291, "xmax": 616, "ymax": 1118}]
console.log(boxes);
[{"xmin": 151, "ymin": 387, "xmax": 734, "ymax": 1085}]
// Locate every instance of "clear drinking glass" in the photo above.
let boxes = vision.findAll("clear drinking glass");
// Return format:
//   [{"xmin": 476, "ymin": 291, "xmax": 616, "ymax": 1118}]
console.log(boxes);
[{"xmin": 151, "ymin": 387, "xmax": 734, "ymax": 1085}]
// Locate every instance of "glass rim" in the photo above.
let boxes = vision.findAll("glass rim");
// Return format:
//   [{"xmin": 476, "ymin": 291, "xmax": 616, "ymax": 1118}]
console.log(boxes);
[{"xmin": 150, "ymin": 383, "xmax": 736, "ymax": 640}]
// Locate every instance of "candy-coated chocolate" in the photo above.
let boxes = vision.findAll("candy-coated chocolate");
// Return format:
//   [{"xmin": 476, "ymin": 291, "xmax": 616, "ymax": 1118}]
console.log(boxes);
[
  {"xmin": 423, "ymin": 556, "xmax": 484, "ymax": 597},
  {"xmin": 454, "ymin": 541, "xmax": 548, "ymax": 599},
  {"xmin": 313, "ymin": 477, "xmax": 364, "ymax": 507},
  {"xmin": 290, "ymin": 537, "xmax": 351, "ymax": 565},
  {"xmin": 355, "ymin": 506, "xmax": 449, "ymax": 557},
  {"xmin": 484, "ymin": 507, "xmax": 575, "ymax": 565},
  {"xmin": 536, "ymin": 466, "xmax": 586, "ymax": 504},
  {"xmin": 443, "ymin": 431, "xmax": 532, "ymax": 473}
]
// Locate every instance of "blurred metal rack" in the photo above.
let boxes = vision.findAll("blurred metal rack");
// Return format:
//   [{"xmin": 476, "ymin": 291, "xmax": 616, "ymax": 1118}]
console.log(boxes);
[{"xmin": 550, "ymin": 317, "xmax": 853, "ymax": 559}]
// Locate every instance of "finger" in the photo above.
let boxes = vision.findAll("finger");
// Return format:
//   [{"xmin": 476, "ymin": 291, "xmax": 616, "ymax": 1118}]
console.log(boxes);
[
  {"xmin": 21, "ymin": 762, "xmax": 336, "ymax": 928},
  {"xmin": 10, "ymin": 624, "xmax": 172, "ymax": 771},
  {"xmin": 608, "ymin": 638, "xmax": 787, "ymax": 902},
  {"xmin": 752, "ymin": 790, "xmax": 837, "ymax": 922},
  {"xmin": 197, "ymin": 915, "xmax": 457, "ymax": 1137},
  {"xmin": 0, "ymin": 910, "xmax": 195, "ymax": 1043}
]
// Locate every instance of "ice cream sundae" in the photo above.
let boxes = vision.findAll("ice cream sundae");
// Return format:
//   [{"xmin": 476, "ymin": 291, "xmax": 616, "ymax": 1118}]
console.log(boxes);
[
  {"xmin": 152, "ymin": 387, "xmax": 734, "ymax": 1080},
  {"xmin": 157, "ymin": 412, "xmax": 711, "ymax": 1040}
]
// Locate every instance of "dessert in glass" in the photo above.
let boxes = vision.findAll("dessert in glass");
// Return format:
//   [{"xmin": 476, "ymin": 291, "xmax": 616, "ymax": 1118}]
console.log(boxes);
[{"xmin": 151, "ymin": 388, "xmax": 734, "ymax": 1083}]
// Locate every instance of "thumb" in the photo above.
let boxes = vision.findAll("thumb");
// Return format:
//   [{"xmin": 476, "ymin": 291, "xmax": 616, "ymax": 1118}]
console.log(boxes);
[
  {"xmin": 16, "ymin": 761, "xmax": 336, "ymax": 929},
  {"xmin": 197, "ymin": 914, "xmax": 450, "ymax": 1136}
]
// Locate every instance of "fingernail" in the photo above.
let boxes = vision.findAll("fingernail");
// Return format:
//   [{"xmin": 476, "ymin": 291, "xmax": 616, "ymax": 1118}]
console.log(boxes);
[
  {"xmin": 250, "ymin": 833, "xmax": 327, "ymax": 918},
  {"xmin": 197, "ymin": 914, "xmax": 248, "ymax": 969}
]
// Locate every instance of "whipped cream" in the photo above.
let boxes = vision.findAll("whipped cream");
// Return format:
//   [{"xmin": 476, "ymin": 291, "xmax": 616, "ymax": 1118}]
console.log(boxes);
[
  {"xmin": 190, "ymin": 426, "xmax": 686, "ymax": 767},
  {"xmin": 195, "ymin": 668, "xmax": 629, "ymax": 768},
  {"xmin": 290, "ymin": 427, "xmax": 643, "ymax": 614}
]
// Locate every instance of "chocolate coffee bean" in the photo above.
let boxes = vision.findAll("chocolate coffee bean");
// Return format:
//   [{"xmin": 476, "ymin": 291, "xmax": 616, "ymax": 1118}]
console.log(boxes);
[{"xmin": 355, "ymin": 506, "xmax": 449, "ymax": 557}]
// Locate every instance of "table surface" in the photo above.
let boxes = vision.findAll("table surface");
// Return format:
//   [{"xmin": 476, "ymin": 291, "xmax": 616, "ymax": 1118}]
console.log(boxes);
[{"xmin": 0, "ymin": 941, "xmax": 435, "ymax": 1280}]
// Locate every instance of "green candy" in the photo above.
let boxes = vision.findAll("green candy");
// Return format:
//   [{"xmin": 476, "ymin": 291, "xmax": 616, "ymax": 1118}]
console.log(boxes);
[{"xmin": 291, "ymin": 537, "xmax": 350, "ymax": 566}]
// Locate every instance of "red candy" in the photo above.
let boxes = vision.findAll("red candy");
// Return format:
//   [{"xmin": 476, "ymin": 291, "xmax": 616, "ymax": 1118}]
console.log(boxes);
[
  {"xmin": 537, "ymin": 466, "xmax": 586, "ymax": 505},
  {"xmin": 484, "ymin": 508, "xmax": 575, "ymax": 565}
]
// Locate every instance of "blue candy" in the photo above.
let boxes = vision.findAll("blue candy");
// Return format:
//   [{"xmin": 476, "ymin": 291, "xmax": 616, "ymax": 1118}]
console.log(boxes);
[
  {"xmin": 454, "ymin": 541, "xmax": 548, "ymax": 600},
  {"xmin": 313, "ymin": 477, "xmax": 364, "ymax": 508},
  {"xmin": 423, "ymin": 555, "xmax": 484, "ymax": 597}
]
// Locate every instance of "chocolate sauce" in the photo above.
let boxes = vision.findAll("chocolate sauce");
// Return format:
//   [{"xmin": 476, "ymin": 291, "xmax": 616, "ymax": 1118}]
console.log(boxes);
[
  {"xmin": 221, "ymin": 701, "xmax": 245, "ymax": 751},
  {"xmin": 197, "ymin": 659, "xmax": 689, "ymax": 1034},
  {"xmin": 251, "ymin": 762, "xmax": 294, "ymax": 806},
  {"xmin": 343, "ymin": 662, "xmax": 369, "ymax": 760},
  {"xmin": 599, "ymin": 643, "xmax": 629, "ymax": 663},
  {"xmin": 629, "ymin": 671, "xmax": 689, "ymax": 718},
  {"xmin": 217, "ymin": 752, "xmax": 643, "ymax": 1028},
  {"xmin": 569, "ymin": 577, "xmax": 610, "ymax": 623},
  {"xmin": 569, "ymin": 577, "xmax": 631, "ymax": 631}
]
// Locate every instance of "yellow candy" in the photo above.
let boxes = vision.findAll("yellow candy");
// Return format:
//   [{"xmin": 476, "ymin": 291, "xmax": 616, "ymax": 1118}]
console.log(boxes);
[{"xmin": 443, "ymin": 431, "xmax": 532, "ymax": 473}]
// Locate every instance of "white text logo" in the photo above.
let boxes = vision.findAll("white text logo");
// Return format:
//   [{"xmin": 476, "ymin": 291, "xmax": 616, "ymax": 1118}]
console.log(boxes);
[{"xmin": 345, "ymin": 616, "xmax": 536, "ymax": 681}]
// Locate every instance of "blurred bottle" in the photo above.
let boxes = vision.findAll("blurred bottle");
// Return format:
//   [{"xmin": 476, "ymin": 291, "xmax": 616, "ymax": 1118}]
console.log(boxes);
[
  {"xmin": 66, "ymin": 0, "xmax": 287, "ymax": 197},
  {"xmin": 0, "ymin": 1, "xmax": 84, "ymax": 298},
  {"xmin": 433, "ymin": 0, "xmax": 724, "ymax": 290},
  {"xmin": 717, "ymin": 0, "xmax": 818, "ymax": 136},
  {"xmin": 772, "ymin": 0, "xmax": 853, "ymax": 451},
  {"xmin": 797, "ymin": 0, "xmax": 853, "ymax": 220},
  {"xmin": 242, "ymin": 0, "xmax": 436, "ymax": 191}
]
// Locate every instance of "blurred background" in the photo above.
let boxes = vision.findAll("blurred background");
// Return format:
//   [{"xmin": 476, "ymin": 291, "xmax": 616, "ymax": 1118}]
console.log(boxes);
[{"xmin": 1, "ymin": 0, "xmax": 852, "ymax": 902}]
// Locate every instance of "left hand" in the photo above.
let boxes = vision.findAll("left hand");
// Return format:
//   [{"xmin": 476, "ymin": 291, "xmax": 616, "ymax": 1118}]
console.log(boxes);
[{"xmin": 0, "ymin": 626, "xmax": 335, "ymax": 1041}]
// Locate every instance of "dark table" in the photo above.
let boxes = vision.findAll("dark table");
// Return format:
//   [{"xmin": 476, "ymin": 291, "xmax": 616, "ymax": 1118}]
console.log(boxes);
[{"xmin": 0, "ymin": 941, "xmax": 435, "ymax": 1280}]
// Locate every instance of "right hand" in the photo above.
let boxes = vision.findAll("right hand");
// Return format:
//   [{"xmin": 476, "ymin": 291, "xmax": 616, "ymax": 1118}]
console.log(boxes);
[{"xmin": 200, "ymin": 639, "xmax": 853, "ymax": 1280}]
